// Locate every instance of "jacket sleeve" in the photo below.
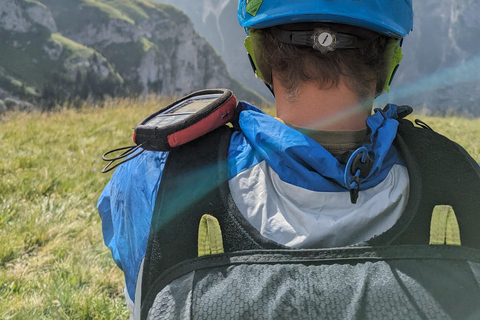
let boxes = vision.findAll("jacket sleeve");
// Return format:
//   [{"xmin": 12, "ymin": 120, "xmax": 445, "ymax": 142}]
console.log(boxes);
[{"xmin": 97, "ymin": 150, "xmax": 168, "ymax": 301}]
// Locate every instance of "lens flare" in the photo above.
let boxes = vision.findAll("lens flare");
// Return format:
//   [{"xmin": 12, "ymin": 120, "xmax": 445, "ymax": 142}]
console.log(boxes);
[{"xmin": 377, "ymin": 55, "xmax": 480, "ymax": 105}]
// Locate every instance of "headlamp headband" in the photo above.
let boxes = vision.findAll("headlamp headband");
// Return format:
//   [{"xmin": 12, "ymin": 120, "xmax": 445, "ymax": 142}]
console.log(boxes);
[{"xmin": 270, "ymin": 27, "xmax": 372, "ymax": 54}]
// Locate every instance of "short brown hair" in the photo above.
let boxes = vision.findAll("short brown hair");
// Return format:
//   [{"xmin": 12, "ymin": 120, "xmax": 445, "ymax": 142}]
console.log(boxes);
[{"xmin": 260, "ymin": 26, "xmax": 391, "ymax": 100}]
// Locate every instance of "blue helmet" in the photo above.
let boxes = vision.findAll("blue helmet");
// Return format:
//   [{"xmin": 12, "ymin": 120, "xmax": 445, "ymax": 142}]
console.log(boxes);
[
  {"xmin": 238, "ymin": 0, "xmax": 414, "ymax": 94},
  {"xmin": 238, "ymin": 0, "xmax": 413, "ymax": 38}
]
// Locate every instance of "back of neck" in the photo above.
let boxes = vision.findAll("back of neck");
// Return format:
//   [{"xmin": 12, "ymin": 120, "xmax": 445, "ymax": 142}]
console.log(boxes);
[{"xmin": 274, "ymin": 78, "xmax": 373, "ymax": 131}]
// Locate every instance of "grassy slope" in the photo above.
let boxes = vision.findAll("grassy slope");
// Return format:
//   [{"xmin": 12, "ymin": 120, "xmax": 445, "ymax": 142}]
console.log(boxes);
[
  {"xmin": 0, "ymin": 27, "xmax": 116, "ymax": 95},
  {"xmin": 0, "ymin": 101, "xmax": 478, "ymax": 319},
  {"xmin": 0, "ymin": 98, "xmax": 177, "ymax": 319}
]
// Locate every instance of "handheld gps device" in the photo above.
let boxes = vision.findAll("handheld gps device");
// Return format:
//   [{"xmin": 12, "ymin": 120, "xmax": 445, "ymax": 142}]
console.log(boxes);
[
  {"xmin": 102, "ymin": 89, "xmax": 237, "ymax": 173},
  {"xmin": 134, "ymin": 89, "xmax": 236, "ymax": 151}
]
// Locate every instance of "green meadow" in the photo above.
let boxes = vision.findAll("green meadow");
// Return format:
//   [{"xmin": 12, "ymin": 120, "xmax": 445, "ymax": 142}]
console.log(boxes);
[{"xmin": 0, "ymin": 99, "xmax": 479, "ymax": 319}]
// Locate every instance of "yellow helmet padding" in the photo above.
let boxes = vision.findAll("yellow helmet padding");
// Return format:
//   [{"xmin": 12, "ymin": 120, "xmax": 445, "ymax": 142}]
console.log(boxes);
[
  {"xmin": 244, "ymin": 29, "xmax": 273, "ymax": 85},
  {"xmin": 383, "ymin": 39, "xmax": 404, "ymax": 94}
]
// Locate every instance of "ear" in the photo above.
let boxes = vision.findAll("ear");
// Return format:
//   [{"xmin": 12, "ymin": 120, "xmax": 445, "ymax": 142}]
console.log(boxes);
[
  {"xmin": 243, "ymin": 29, "xmax": 273, "ymax": 85},
  {"xmin": 382, "ymin": 38, "xmax": 404, "ymax": 94}
]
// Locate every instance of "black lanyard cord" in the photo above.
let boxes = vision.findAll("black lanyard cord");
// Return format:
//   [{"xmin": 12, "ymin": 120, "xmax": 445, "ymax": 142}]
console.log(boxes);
[{"xmin": 101, "ymin": 144, "xmax": 145, "ymax": 173}]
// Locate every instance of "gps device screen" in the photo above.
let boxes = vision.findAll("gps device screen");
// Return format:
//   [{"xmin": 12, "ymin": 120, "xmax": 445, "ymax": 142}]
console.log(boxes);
[{"xmin": 144, "ymin": 94, "xmax": 221, "ymax": 127}]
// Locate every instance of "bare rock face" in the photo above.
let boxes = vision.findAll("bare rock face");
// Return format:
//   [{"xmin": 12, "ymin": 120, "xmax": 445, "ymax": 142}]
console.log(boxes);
[
  {"xmin": 63, "ymin": 18, "xmax": 142, "ymax": 47},
  {"xmin": 25, "ymin": 1, "xmax": 57, "ymax": 33},
  {"xmin": 154, "ymin": 0, "xmax": 273, "ymax": 100},
  {"xmin": 0, "ymin": 0, "xmax": 57, "ymax": 32},
  {"xmin": 133, "ymin": 13, "xmax": 231, "ymax": 96},
  {"xmin": 1, "ymin": 0, "xmax": 34, "ymax": 32},
  {"xmin": 42, "ymin": 37, "xmax": 63, "ymax": 60}
]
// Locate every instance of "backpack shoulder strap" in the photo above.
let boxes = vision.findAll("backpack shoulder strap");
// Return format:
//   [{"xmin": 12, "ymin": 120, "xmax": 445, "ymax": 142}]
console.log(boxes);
[
  {"xmin": 140, "ymin": 121, "xmax": 288, "ymax": 318},
  {"xmin": 140, "ymin": 125, "xmax": 232, "ymax": 317},
  {"xmin": 370, "ymin": 118, "xmax": 480, "ymax": 247}
]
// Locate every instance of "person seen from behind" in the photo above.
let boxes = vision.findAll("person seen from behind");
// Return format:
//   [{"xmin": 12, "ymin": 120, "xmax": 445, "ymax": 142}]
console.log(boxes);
[{"xmin": 98, "ymin": 1, "xmax": 480, "ymax": 319}]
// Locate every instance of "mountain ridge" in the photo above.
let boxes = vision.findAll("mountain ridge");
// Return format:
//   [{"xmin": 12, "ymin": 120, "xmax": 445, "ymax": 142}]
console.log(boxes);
[{"xmin": 0, "ymin": 0, "xmax": 263, "ymax": 113}]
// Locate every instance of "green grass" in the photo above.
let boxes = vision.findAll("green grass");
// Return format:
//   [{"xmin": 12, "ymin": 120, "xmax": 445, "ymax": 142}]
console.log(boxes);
[
  {"xmin": 82, "ymin": 0, "xmax": 136, "ymax": 24},
  {"xmin": 51, "ymin": 33, "xmax": 98, "ymax": 62},
  {"xmin": 0, "ymin": 97, "xmax": 175, "ymax": 319},
  {"xmin": 0, "ymin": 99, "xmax": 478, "ymax": 318}
]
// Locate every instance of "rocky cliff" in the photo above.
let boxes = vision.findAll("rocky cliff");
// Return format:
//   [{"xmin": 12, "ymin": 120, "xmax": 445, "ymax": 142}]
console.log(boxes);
[
  {"xmin": 0, "ymin": 0, "xmax": 262, "ymax": 112},
  {"xmin": 155, "ymin": 0, "xmax": 273, "ymax": 101}
]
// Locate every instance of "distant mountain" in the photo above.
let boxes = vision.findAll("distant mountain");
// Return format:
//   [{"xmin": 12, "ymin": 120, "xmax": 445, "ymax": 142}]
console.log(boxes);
[
  {"xmin": 0, "ymin": 0, "xmax": 263, "ymax": 112},
  {"xmin": 155, "ymin": 0, "xmax": 480, "ymax": 116}
]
